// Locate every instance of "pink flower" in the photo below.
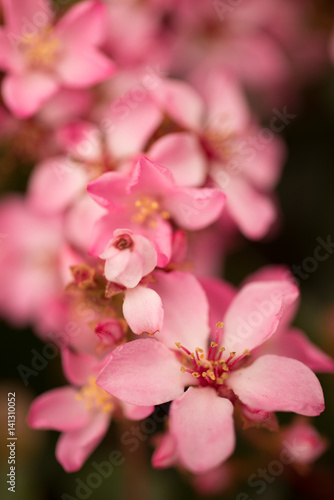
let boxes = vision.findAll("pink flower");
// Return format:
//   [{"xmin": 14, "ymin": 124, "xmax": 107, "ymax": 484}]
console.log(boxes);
[
  {"xmin": 88, "ymin": 155, "xmax": 225, "ymax": 266},
  {"xmin": 0, "ymin": 0, "xmax": 116, "ymax": 117},
  {"xmin": 97, "ymin": 271, "xmax": 324, "ymax": 473},
  {"xmin": 281, "ymin": 418, "xmax": 328, "ymax": 466},
  {"xmin": 100, "ymin": 229, "xmax": 157, "ymax": 288},
  {"xmin": 28, "ymin": 349, "xmax": 154, "ymax": 472}
]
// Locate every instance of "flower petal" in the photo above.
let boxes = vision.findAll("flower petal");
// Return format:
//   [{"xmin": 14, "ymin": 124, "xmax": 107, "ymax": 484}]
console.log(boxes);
[
  {"xmin": 62, "ymin": 349, "xmax": 101, "ymax": 386},
  {"xmin": 166, "ymin": 187, "xmax": 225, "ymax": 230},
  {"xmin": 97, "ymin": 338, "xmax": 186, "ymax": 406},
  {"xmin": 151, "ymin": 271, "xmax": 210, "ymax": 352},
  {"xmin": 170, "ymin": 386, "xmax": 235, "ymax": 473},
  {"xmin": 2, "ymin": 72, "xmax": 58, "ymax": 118},
  {"xmin": 28, "ymin": 387, "xmax": 90, "ymax": 431},
  {"xmin": 228, "ymin": 355, "xmax": 325, "ymax": 416},
  {"xmin": 222, "ymin": 281, "xmax": 299, "ymax": 358},
  {"xmin": 148, "ymin": 132, "xmax": 207, "ymax": 187},
  {"xmin": 121, "ymin": 402, "xmax": 154, "ymax": 421},
  {"xmin": 123, "ymin": 286, "xmax": 163, "ymax": 335},
  {"xmin": 55, "ymin": 412, "xmax": 110, "ymax": 472}
]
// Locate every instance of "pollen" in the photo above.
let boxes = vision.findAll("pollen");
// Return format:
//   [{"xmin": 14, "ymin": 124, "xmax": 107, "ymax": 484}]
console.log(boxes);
[
  {"xmin": 132, "ymin": 196, "xmax": 170, "ymax": 225},
  {"xmin": 21, "ymin": 26, "xmax": 61, "ymax": 69},
  {"xmin": 75, "ymin": 376, "xmax": 114, "ymax": 414}
]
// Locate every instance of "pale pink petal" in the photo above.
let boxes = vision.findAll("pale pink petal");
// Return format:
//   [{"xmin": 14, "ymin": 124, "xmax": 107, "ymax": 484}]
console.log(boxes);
[
  {"xmin": 266, "ymin": 329, "xmax": 334, "ymax": 373},
  {"xmin": 200, "ymin": 69, "xmax": 250, "ymax": 133},
  {"xmin": 57, "ymin": 48, "xmax": 116, "ymax": 88},
  {"xmin": 228, "ymin": 355, "xmax": 325, "ymax": 416},
  {"xmin": 123, "ymin": 286, "xmax": 163, "ymax": 335},
  {"xmin": 121, "ymin": 402, "xmax": 154, "ymax": 421},
  {"xmin": 107, "ymin": 97, "xmax": 162, "ymax": 159},
  {"xmin": 225, "ymin": 177, "xmax": 276, "ymax": 239},
  {"xmin": 199, "ymin": 277, "xmax": 236, "ymax": 335},
  {"xmin": 28, "ymin": 157, "xmax": 88, "ymax": 213},
  {"xmin": 97, "ymin": 338, "xmax": 186, "ymax": 406},
  {"xmin": 2, "ymin": 0, "xmax": 53, "ymax": 34},
  {"xmin": 222, "ymin": 281, "xmax": 299, "ymax": 358},
  {"xmin": 170, "ymin": 387, "xmax": 235, "ymax": 473},
  {"xmin": 148, "ymin": 132, "xmax": 207, "ymax": 187},
  {"xmin": 62, "ymin": 349, "xmax": 101, "ymax": 386},
  {"xmin": 151, "ymin": 271, "xmax": 210, "ymax": 352},
  {"xmin": 28, "ymin": 387, "xmax": 90, "ymax": 431},
  {"xmin": 166, "ymin": 187, "xmax": 225, "ymax": 230},
  {"xmin": 56, "ymin": 412, "xmax": 110, "ymax": 472},
  {"xmin": 2, "ymin": 72, "xmax": 58, "ymax": 118},
  {"xmin": 0, "ymin": 28, "xmax": 14, "ymax": 70},
  {"xmin": 152, "ymin": 78, "xmax": 204, "ymax": 129},
  {"xmin": 152, "ymin": 433, "xmax": 178, "ymax": 469}
]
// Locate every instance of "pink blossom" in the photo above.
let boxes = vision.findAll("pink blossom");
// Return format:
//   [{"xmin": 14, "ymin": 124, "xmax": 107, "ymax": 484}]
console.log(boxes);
[
  {"xmin": 88, "ymin": 155, "xmax": 225, "ymax": 266},
  {"xmin": 0, "ymin": 0, "xmax": 116, "ymax": 117},
  {"xmin": 97, "ymin": 271, "xmax": 324, "ymax": 473},
  {"xmin": 281, "ymin": 418, "xmax": 328, "ymax": 465},
  {"xmin": 100, "ymin": 229, "xmax": 157, "ymax": 288},
  {"xmin": 28, "ymin": 349, "xmax": 154, "ymax": 471}
]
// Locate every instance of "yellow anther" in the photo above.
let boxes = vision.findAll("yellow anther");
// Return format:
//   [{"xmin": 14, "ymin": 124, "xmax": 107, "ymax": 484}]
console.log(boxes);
[
  {"xmin": 207, "ymin": 371, "xmax": 216, "ymax": 381},
  {"xmin": 151, "ymin": 201, "xmax": 159, "ymax": 210},
  {"xmin": 229, "ymin": 351, "xmax": 236, "ymax": 358},
  {"xmin": 197, "ymin": 360, "xmax": 203, "ymax": 366},
  {"xmin": 76, "ymin": 376, "xmax": 113, "ymax": 414},
  {"xmin": 219, "ymin": 347, "xmax": 225, "ymax": 352},
  {"xmin": 135, "ymin": 200, "xmax": 142, "ymax": 207},
  {"xmin": 222, "ymin": 373, "xmax": 229, "ymax": 380},
  {"xmin": 243, "ymin": 349, "xmax": 250, "ymax": 356},
  {"xmin": 211, "ymin": 342, "xmax": 218, "ymax": 348},
  {"xmin": 149, "ymin": 220, "xmax": 157, "ymax": 228},
  {"xmin": 216, "ymin": 322, "xmax": 224, "ymax": 328},
  {"xmin": 160, "ymin": 211, "xmax": 171, "ymax": 219},
  {"xmin": 190, "ymin": 353, "xmax": 195, "ymax": 359},
  {"xmin": 217, "ymin": 378, "xmax": 224, "ymax": 384},
  {"xmin": 195, "ymin": 348, "xmax": 204, "ymax": 353},
  {"xmin": 192, "ymin": 372, "xmax": 200, "ymax": 378},
  {"xmin": 180, "ymin": 366, "xmax": 186, "ymax": 373},
  {"xmin": 202, "ymin": 372, "xmax": 207, "ymax": 377},
  {"xmin": 175, "ymin": 342, "xmax": 181, "ymax": 349}
]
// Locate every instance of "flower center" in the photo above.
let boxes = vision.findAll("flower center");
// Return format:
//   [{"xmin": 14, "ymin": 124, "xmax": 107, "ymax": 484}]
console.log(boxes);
[
  {"xmin": 132, "ymin": 196, "xmax": 170, "ymax": 227},
  {"xmin": 176, "ymin": 323, "xmax": 250, "ymax": 390},
  {"xmin": 21, "ymin": 26, "xmax": 61, "ymax": 69},
  {"xmin": 113, "ymin": 233, "xmax": 134, "ymax": 251},
  {"xmin": 75, "ymin": 376, "xmax": 114, "ymax": 413}
]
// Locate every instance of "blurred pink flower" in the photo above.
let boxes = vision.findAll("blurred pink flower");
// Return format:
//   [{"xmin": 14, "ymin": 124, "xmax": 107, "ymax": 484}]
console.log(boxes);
[{"xmin": 0, "ymin": 0, "xmax": 116, "ymax": 117}]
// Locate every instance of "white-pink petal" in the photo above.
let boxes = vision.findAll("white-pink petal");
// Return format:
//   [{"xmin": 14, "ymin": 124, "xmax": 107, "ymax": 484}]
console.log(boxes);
[{"xmin": 123, "ymin": 286, "xmax": 163, "ymax": 335}]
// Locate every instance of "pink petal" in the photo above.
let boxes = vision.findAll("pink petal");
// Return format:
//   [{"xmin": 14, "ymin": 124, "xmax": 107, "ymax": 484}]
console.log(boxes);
[
  {"xmin": 266, "ymin": 329, "xmax": 334, "ymax": 373},
  {"xmin": 0, "ymin": 28, "xmax": 14, "ymax": 70},
  {"xmin": 222, "ymin": 281, "xmax": 299, "ymax": 358},
  {"xmin": 87, "ymin": 171, "xmax": 129, "ymax": 209},
  {"xmin": 152, "ymin": 78, "xmax": 204, "ymax": 129},
  {"xmin": 170, "ymin": 387, "xmax": 235, "ymax": 473},
  {"xmin": 2, "ymin": 72, "xmax": 58, "ymax": 118},
  {"xmin": 62, "ymin": 349, "xmax": 101, "ymax": 386},
  {"xmin": 152, "ymin": 433, "xmax": 178, "ymax": 469},
  {"xmin": 106, "ymin": 96, "xmax": 162, "ymax": 159},
  {"xmin": 121, "ymin": 402, "xmax": 154, "ymax": 421},
  {"xmin": 57, "ymin": 48, "xmax": 116, "ymax": 88},
  {"xmin": 224, "ymin": 177, "xmax": 276, "ymax": 239},
  {"xmin": 97, "ymin": 338, "xmax": 186, "ymax": 406},
  {"xmin": 28, "ymin": 387, "xmax": 90, "ymax": 431},
  {"xmin": 199, "ymin": 277, "xmax": 236, "ymax": 335},
  {"xmin": 28, "ymin": 156, "xmax": 88, "ymax": 213},
  {"xmin": 148, "ymin": 132, "xmax": 207, "ymax": 187},
  {"xmin": 151, "ymin": 271, "xmax": 210, "ymax": 352},
  {"xmin": 228, "ymin": 355, "xmax": 325, "ymax": 416},
  {"xmin": 128, "ymin": 156, "xmax": 174, "ymax": 197},
  {"xmin": 2, "ymin": 0, "xmax": 53, "ymax": 34},
  {"xmin": 56, "ymin": 412, "xmax": 110, "ymax": 472},
  {"xmin": 123, "ymin": 286, "xmax": 163, "ymax": 335},
  {"xmin": 55, "ymin": 0, "xmax": 108, "ymax": 46},
  {"xmin": 166, "ymin": 187, "xmax": 225, "ymax": 230}
]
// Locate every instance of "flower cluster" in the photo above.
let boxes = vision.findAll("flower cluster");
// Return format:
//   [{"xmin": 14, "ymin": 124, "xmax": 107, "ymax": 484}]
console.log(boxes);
[{"xmin": 0, "ymin": 0, "xmax": 333, "ymax": 492}]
